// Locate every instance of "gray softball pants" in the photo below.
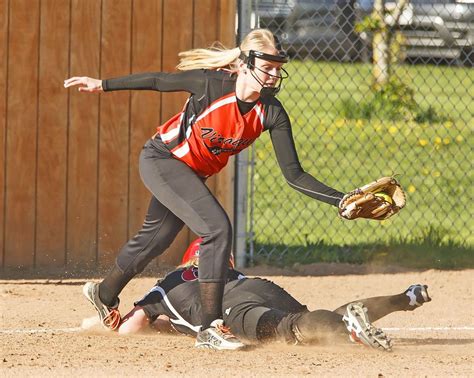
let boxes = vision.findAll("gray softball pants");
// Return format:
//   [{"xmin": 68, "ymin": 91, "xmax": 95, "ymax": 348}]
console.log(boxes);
[{"xmin": 115, "ymin": 139, "xmax": 232, "ymax": 283}]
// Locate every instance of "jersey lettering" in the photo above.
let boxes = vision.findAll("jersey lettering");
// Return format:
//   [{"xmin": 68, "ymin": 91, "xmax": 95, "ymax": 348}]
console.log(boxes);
[{"xmin": 157, "ymin": 93, "xmax": 265, "ymax": 177}]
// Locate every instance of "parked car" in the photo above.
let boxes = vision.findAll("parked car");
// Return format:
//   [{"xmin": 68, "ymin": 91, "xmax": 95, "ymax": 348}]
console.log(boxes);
[
  {"xmin": 257, "ymin": 0, "xmax": 473, "ymax": 65},
  {"xmin": 255, "ymin": 0, "xmax": 296, "ymax": 33},
  {"xmin": 277, "ymin": 0, "xmax": 368, "ymax": 61},
  {"xmin": 399, "ymin": 0, "xmax": 473, "ymax": 63}
]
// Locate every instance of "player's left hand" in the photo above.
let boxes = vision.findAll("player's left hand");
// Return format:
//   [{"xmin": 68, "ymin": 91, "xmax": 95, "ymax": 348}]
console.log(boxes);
[{"xmin": 338, "ymin": 176, "xmax": 406, "ymax": 220}]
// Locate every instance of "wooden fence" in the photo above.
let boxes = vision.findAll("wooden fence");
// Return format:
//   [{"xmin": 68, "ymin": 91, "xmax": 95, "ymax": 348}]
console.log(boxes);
[{"xmin": 0, "ymin": 0, "xmax": 236, "ymax": 272}]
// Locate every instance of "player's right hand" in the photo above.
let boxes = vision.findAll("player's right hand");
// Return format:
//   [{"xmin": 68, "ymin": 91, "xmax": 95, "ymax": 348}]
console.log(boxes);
[{"xmin": 63, "ymin": 76, "xmax": 103, "ymax": 92}]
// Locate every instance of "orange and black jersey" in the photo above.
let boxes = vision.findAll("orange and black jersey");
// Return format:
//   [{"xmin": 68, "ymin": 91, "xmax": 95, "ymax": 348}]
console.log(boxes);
[{"xmin": 103, "ymin": 69, "xmax": 343, "ymax": 206}]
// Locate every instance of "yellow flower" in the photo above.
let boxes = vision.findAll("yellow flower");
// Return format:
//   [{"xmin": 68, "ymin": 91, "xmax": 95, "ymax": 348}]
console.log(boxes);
[
  {"xmin": 327, "ymin": 143, "xmax": 337, "ymax": 151},
  {"xmin": 434, "ymin": 137, "xmax": 442, "ymax": 145},
  {"xmin": 389, "ymin": 126, "xmax": 398, "ymax": 135},
  {"xmin": 418, "ymin": 139, "xmax": 428, "ymax": 146},
  {"xmin": 335, "ymin": 119, "xmax": 345, "ymax": 128},
  {"xmin": 408, "ymin": 185, "xmax": 416, "ymax": 193},
  {"xmin": 443, "ymin": 137, "xmax": 450, "ymax": 145},
  {"xmin": 455, "ymin": 135, "xmax": 464, "ymax": 143},
  {"xmin": 422, "ymin": 168, "xmax": 430, "ymax": 175},
  {"xmin": 432, "ymin": 171, "xmax": 441, "ymax": 178},
  {"xmin": 443, "ymin": 121, "xmax": 453, "ymax": 128},
  {"xmin": 356, "ymin": 120, "xmax": 364, "ymax": 128}
]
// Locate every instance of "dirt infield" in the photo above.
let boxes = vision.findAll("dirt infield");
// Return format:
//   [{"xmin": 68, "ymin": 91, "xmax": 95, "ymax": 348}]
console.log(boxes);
[{"xmin": 1, "ymin": 267, "xmax": 473, "ymax": 377}]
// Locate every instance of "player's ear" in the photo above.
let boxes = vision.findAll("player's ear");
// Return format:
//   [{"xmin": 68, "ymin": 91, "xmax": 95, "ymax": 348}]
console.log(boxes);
[{"xmin": 237, "ymin": 60, "xmax": 247, "ymax": 74}]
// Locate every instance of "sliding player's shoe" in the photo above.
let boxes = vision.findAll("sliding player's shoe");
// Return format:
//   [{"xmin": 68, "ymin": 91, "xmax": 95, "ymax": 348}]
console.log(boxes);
[
  {"xmin": 405, "ymin": 284, "xmax": 431, "ymax": 307},
  {"xmin": 195, "ymin": 319, "xmax": 245, "ymax": 350},
  {"xmin": 343, "ymin": 302, "xmax": 392, "ymax": 351},
  {"xmin": 83, "ymin": 282, "xmax": 121, "ymax": 330}
]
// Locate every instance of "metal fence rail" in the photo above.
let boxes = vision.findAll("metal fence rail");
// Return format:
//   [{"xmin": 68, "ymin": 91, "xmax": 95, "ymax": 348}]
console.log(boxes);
[{"xmin": 243, "ymin": 0, "xmax": 473, "ymax": 265}]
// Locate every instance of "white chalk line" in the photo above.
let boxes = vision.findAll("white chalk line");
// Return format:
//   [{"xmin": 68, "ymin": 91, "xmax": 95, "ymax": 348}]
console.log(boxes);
[
  {"xmin": 383, "ymin": 326, "xmax": 474, "ymax": 332},
  {"xmin": 0, "ymin": 316, "xmax": 101, "ymax": 334},
  {"xmin": 0, "ymin": 327, "xmax": 84, "ymax": 334},
  {"xmin": 1, "ymin": 324, "xmax": 474, "ymax": 335}
]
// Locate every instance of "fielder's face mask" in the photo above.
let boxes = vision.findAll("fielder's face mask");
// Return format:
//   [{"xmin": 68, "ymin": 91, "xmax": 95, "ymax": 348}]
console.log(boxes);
[{"xmin": 239, "ymin": 48, "xmax": 289, "ymax": 97}]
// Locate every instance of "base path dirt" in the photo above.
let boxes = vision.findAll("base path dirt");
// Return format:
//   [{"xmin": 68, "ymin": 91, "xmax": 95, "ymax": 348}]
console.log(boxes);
[{"xmin": 1, "ymin": 267, "xmax": 473, "ymax": 376}]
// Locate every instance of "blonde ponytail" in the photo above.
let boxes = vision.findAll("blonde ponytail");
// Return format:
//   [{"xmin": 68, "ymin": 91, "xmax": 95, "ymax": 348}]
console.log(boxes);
[
  {"xmin": 176, "ymin": 29, "xmax": 278, "ymax": 72},
  {"xmin": 177, "ymin": 43, "xmax": 241, "ymax": 71}
]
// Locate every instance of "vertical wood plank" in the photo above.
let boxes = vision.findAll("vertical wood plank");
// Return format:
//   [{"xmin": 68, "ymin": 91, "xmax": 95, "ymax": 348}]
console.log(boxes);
[
  {"xmin": 4, "ymin": 0, "xmax": 40, "ymax": 268},
  {"xmin": 98, "ymin": 0, "xmax": 132, "ymax": 267},
  {"xmin": 67, "ymin": 0, "xmax": 101, "ymax": 268},
  {"xmin": 216, "ymin": 0, "xmax": 236, "ymax": 227},
  {"xmin": 0, "ymin": 0, "xmax": 7, "ymax": 268},
  {"xmin": 193, "ymin": 0, "xmax": 218, "ymax": 47},
  {"xmin": 129, "ymin": 0, "xmax": 162, "ymax": 238},
  {"xmin": 160, "ymin": 0, "xmax": 192, "ymax": 121},
  {"xmin": 194, "ymin": 0, "xmax": 219, "ymax": 198},
  {"xmin": 218, "ymin": 0, "xmax": 237, "ymax": 47},
  {"xmin": 36, "ymin": 0, "xmax": 69, "ymax": 268},
  {"xmin": 157, "ymin": 0, "xmax": 193, "ymax": 266}
]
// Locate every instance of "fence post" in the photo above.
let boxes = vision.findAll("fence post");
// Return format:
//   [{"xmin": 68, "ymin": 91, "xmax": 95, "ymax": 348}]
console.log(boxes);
[{"xmin": 234, "ymin": 0, "xmax": 252, "ymax": 269}]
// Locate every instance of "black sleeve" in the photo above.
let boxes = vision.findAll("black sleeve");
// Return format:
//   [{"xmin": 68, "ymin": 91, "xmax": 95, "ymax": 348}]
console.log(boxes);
[
  {"xmin": 102, "ymin": 69, "xmax": 206, "ymax": 94},
  {"xmin": 268, "ymin": 107, "xmax": 344, "ymax": 207}
]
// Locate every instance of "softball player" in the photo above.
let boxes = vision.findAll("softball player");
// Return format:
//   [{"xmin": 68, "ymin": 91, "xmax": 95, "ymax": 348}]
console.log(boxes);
[
  {"xmin": 117, "ymin": 238, "xmax": 431, "ymax": 351},
  {"xmin": 64, "ymin": 28, "xmax": 347, "ymax": 350}
]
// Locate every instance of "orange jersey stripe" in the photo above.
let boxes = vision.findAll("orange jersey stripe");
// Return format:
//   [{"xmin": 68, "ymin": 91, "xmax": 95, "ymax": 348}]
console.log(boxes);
[{"xmin": 157, "ymin": 93, "xmax": 265, "ymax": 177}]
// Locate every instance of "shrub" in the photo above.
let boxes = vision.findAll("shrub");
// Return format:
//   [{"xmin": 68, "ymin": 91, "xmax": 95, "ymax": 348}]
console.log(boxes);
[{"xmin": 339, "ymin": 77, "xmax": 447, "ymax": 123}]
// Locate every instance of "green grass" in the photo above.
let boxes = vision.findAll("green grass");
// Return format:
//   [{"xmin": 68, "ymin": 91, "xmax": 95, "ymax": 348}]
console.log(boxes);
[
  {"xmin": 252, "ymin": 227, "xmax": 473, "ymax": 269},
  {"xmin": 249, "ymin": 61, "xmax": 474, "ymax": 268}
]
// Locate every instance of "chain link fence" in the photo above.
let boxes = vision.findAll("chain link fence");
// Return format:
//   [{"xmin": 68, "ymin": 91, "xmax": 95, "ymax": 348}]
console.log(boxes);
[{"xmin": 242, "ymin": 0, "xmax": 473, "ymax": 266}]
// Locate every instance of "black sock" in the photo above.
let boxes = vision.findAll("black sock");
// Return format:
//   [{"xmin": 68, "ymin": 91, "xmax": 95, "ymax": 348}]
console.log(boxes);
[
  {"xmin": 98, "ymin": 264, "xmax": 134, "ymax": 307},
  {"xmin": 199, "ymin": 281, "xmax": 224, "ymax": 330}
]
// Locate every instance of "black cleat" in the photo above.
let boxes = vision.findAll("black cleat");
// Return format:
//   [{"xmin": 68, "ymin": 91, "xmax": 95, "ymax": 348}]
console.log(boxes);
[
  {"xmin": 83, "ymin": 282, "xmax": 121, "ymax": 330},
  {"xmin": 405, "ymin": 284, "xmax": 431, "ymax": 307},
  {"xmin": 195, "ymin": 319, "xmax": 245, "ymax": 350},
  {"xmin": 343, "ymin": 302, "xmax": 392, "ymax": 352}
]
